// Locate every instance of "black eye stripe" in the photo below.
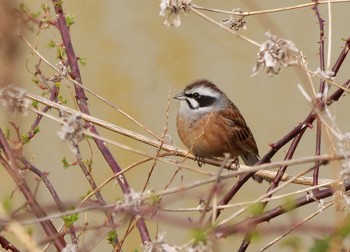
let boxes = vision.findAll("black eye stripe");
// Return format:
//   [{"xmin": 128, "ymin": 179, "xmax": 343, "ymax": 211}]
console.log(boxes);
[
  {"xmin": 197, "ymin": 95, "xmax": 216, "ymax": 107},
  {"xmin": 185, "ymin": 93, "xmax": 216, "ymax": 108}
]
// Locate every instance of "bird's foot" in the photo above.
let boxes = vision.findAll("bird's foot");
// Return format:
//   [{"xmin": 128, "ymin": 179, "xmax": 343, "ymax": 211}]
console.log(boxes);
[
  {"xmin": 194, "ymin": 156, "xmax": 205, "ymax": 167},
  {"xmin": 231, "ymin": 157, "xmax": 240, "ymax": 170}
]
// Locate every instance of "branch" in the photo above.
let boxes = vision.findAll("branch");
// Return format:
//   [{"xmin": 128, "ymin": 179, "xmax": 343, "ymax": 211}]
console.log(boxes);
[
  {"xmin": 0, "ymin": 129, "xmax": 66, "ymax": 250},
  {"xmin": 50, "ymin": 0, "xmax": 151, "ymax": 243},
  {"xmin": 214, "ymin": 180, "xmax": 350, "ymax": 238},
  {"xmin": 192, "ymin": 0, "xmax": 350, "ymax": 16}
]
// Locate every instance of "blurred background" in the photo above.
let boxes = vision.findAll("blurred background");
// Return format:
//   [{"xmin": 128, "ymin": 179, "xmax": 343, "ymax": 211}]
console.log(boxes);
[{"xmin": 1, "ymin": 0, "xmax": 350, "ymax": 251}]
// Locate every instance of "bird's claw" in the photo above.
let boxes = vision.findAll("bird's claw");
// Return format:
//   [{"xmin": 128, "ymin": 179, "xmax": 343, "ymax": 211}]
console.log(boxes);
[{"xmin": 195, "ymin": 156, "xmax": 205, "ymax": 167}]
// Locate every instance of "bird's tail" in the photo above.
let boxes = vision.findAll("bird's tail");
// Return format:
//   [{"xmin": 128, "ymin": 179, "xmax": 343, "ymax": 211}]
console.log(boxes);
[{"xmin": 241, "ymin": 153, "xmax": 263, "ymax": 183}]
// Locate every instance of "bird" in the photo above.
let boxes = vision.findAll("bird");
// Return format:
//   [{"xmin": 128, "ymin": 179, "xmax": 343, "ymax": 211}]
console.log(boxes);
[{"xmin": 174, "ymin": 79, "xmax": 263, "ymax": 183}]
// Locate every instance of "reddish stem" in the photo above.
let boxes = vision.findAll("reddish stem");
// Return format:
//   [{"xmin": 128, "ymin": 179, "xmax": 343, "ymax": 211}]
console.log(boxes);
[
  {"xmin": 0, "ymin": 129, "xmax": 66, "ymax": 250},
  {"xmin": 50, "ymin": 0, "xmax": 151, "ymax": 243}
]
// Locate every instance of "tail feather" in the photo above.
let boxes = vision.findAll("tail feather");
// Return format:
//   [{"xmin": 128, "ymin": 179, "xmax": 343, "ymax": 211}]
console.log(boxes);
[{"xmin": 241, "ymin": 153, "xmax": 263, "ymax": 183}]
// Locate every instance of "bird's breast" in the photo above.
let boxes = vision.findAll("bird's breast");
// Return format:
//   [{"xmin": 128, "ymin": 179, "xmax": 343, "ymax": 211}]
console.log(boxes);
[{"xmin": 176, "ymin": 112, "xmax": 242, "ymax": 158}]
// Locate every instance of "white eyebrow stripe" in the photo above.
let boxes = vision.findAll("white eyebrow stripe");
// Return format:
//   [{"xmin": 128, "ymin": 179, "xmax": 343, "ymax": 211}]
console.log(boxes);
[{"xmin": 186, "ymin": 86, "xmax": 221, "ymax": 99}]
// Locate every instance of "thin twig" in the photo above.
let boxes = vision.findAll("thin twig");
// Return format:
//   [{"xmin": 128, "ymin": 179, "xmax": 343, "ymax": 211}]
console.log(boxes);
[
  {"xmin": 258, "ymin": 200, "xmax": 334, "ymax": 251},
  {"xmin": 326, "ymin": 0, "xmax": 333, "ymax": 69},
  {"xmin": 189, "ymin": 6, "xmax": 260, "ymax": 47},
  {"xmin": 191, "ymin": 0, "xmax": 349, "ymax": 16}
]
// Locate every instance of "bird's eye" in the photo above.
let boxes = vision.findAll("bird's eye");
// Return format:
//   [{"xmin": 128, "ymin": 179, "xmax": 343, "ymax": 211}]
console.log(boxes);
[{"xmin": 193, "ymin": 92, "xmax": 200, "ymax": 98}]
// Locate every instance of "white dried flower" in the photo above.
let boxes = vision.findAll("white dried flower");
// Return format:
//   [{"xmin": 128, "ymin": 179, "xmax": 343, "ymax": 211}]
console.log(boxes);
[
  {"xmin": 252, "ymin": 32, "xmax": 300, "ymax": 76},
  {"xmin": 222, "ymin": 9, "xmax": 246, "ymax": 31},
  {"xmin": 117, "ymin": 189, "xmax": 151, "ymax": 212},
  {"xmin": 315, "ymin": 68, "xmax": 335, "ymax": 81},
  {"xmin": 338, "ymin": 133, "xmax": 350, "ymax": 179},
  {"xmin": 222, "ymin": 16, "xmax": 246, "ymax": 31},
  {"xmin": 124, "ymin": 189, "xmax": 145, "ymax": 208},
  {"xmin": 0, "ymin": 85, "xmax": 30, "ymax": 115},
  {"xmin": 49, "ymin": 62, "xmax": 68, "ymax": 82},
  {"xmin": 62, "ymin": 244, "xmax": 78, "ymax": 252},
  {"xmin": 143, "ymin": 233, "xmax": 212, "ymax": 252},
  {"xmin": 159, "ymin": 0, "xmax": 191, "ymax": 28},
  {"xmin": 144, "ymin": 233, "xmax": 179, "ymax": 252},
  {"xmin": 57, "ymin": 112, "xmax": 85, "ymax": 155},
  {"xmin": 186, "ymin": 242, "xmax": 212, "ymax": 252}
]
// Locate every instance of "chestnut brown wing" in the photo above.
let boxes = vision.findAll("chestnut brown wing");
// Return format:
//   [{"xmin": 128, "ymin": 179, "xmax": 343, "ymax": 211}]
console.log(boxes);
[{"xmin": 219, "ymin": 104, "xmax": 259, "ymax": 156}]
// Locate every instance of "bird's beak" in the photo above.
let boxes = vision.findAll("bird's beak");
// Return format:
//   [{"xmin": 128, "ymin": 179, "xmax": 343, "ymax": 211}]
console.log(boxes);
[{"xmin": 173, "ymin": 92, "xmax": 186, "ymax": 100}]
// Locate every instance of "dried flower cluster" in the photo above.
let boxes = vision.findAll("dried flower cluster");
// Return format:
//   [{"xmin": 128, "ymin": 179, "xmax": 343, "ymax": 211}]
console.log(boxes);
[
  {"xmin": 57, "ymin": 112, "xmax": 85, "ymax": 155},
  {"xmin": 222, "ymin": 16, "xmax": 246, "ymax": 31},
  {"xmin": 144, "ymin": 233, "xmax": 212, "ymax": 252},
  {"xmin": 120, "ymin": 189, "xmax": 150, "ymax": 211},
  {"xmin": 0, "ymin": 85, "xmax": 30, "ymax": 114},
  {"xmin": 49, "ymin": 62, "xmax": 68, "ymax": 82},
  {"xmin": 315, "ymin": 67, "xmax": 335, "ymax": 81},
  {"xmin": 62, "ymin": 244, "xmax": 78, "ymax": 252},
  {"xmin": 339, "ymin": 133, "xmax": 350, "ymax": 179},
  {"xmin": 144, "ymin": 233, "xmax": 178, "ymax": 252},
  {"xmin": 159, "ymin": 0, "xmax": 191, "ymax": 27},
  {"xmin": 252, "ymin": 32, "xmax": 300, "ymax": 76},
  {"xmin": 222, "ymin": 9, "xmax": 247, "ymax": 31}
]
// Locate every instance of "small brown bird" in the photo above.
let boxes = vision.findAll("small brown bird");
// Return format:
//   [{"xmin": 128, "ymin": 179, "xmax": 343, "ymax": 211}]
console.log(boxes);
[{"xmin": 174, "ymin": 79, "xmax": 262, "ymax": 183}]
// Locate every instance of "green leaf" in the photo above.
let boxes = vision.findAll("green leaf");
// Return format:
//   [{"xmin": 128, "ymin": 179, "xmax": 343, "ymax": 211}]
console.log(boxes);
[
  {"xmin": 78, "ymin": 57, "xmax": 87, "ymax": 66},
  {"xmin": 53, "ymin": 1, "xmax": 63, "ymax": 7},
  {"xmin": 191, "ymin": 228, "xmax": 207, "ymax": 244},
  {"xmin": 5, "ymin": 127, "xmax": 10, "ymax": 139},
  {"xmin": 58, "ymin": 95, "xmax": 67, "ymax": 104},
  {"xmin": 22, "ymin": 134, "xmax": 30, "ymax": 144},
  {"xmin": 62, "ymin": 157, "xmax": 69, "ymax": 169},
  {"xmin": 62, "ymin": 212, "xmax": 79, "ymax": 228},
  {"xmin": 80, "ymin": 190, "xmax": 92, "ymax": 200},
  {"xmin": 65, "ymin": 14, "xmax": 75, "ymax": 27},
  {"xmin": 32, "ymin": 100, "xmax": 39, "ymax": 109},
  {"xmin": 32, "ymin": 77, "xmax": 39, "ymax": 85},
  {"xmin": 248, "ymin": 203, "xmax": 264, "ymax": 215},
  {"xmin": 56, "ymin": 46, "xmax": 66, "ymax": 59},
  {"xmin": 33, "ymin": 127, "xmax": 40, "ymax": 134},
  {"xmin": 40, "ymin": 3, "xmax": 50, "ymax": 12},
  {"xmin": 84, "ymin": 159, "xmax": 93, "ymax": 172},
  {"xmin": 280, "ymin": 236, "xmax": 302, "ymax": 251},
  {"xmin": 107, "ymin": 230, "xmax": 118, "ymax": 247},
  {"xmin": 282, "ymin": 197, "xmax": 297, "ymax": 212},
  {"xmin": 3, "ymin": 197, "xmax": 12, "ymax": 212},
  {"xmin": 48, "ymin": 39, "xmax": 56, "ymax": 49},
  {"xmin": 309, "ymin": 237, "xmax": 330, "ymax": 252}
]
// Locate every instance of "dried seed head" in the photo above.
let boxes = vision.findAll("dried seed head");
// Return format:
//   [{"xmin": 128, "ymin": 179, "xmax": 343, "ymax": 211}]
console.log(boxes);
[
  {"xmin": 222, "ymin": 16, "xmax": 246, "ymax": 31},
  {"xmin": 252, "ymin": 32, "xmax": 300, "ymax": 77},
  {"xmin": 49, "ymin": 62, "xmax": 68, "ymax": 82},
  {"xmin": 339, "ymin": 133, "xmax": 350, "ymax": 180},
  {"xmin": 57, "ymin": 112, "xmax": 85, "ymax": 155},
  {"xmin": 144, "ymin": 232, "xmax": 212, "ymax": 252},
  {"xmin": 222, "ymin": 9, "xmax": 247, "ymax": 31},
  {"xmin": 159, "ymin": 0, "xmax": 191, "ymax": 28},
  {"xmin": 0, "ymin": 85, "xmax": 30, "ymax": 115}
]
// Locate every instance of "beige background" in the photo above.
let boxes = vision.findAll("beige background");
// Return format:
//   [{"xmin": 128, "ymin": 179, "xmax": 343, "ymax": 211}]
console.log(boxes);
[{"xmin": 1, "ymin": 0, "xmax": 350, "ymax": 251}]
